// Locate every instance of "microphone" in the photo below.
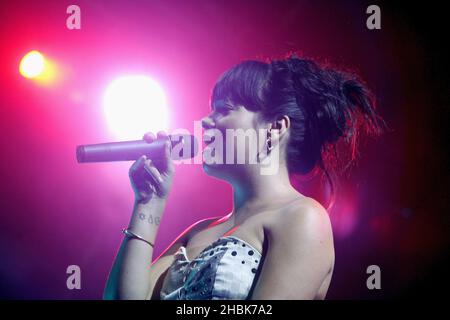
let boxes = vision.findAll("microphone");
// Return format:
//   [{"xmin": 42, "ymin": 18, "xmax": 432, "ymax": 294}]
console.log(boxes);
[{"xmin": 76, "ymin": 134, "xmax": 198, "ymax": 163}]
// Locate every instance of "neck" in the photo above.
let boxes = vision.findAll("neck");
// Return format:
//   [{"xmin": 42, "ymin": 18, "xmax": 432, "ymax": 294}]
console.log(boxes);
[{"xmin": 230, "ymin": 165, "xmax": 296, "ymax": 223}]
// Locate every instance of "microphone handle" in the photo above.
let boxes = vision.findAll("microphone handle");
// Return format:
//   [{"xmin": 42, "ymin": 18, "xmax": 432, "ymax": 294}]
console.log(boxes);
[{"xmin": 76, "ymin": 135, "xmax": 187, "ymax": 163}]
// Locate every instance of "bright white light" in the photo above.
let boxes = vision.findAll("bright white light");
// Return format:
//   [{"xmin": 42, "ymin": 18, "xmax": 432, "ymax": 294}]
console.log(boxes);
[
  {"xmin": 103, "ymin": 75, "xmax": 169, "ymax": 140},
  {"xmin": 19, "ymin": 50, "xmax": 45, "ymax": 78}
]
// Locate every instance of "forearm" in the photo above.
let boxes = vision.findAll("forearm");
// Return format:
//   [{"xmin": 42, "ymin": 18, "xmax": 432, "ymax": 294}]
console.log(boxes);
[{"xmin": 103, "ymin": 197, "xmax": 166, "ymax": 300}]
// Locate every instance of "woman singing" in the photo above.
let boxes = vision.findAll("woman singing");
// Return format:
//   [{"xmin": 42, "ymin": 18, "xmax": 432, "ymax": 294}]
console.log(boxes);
[{"xmin": 104, "ymin": 53, "xmax": 384, "ymax": 300}]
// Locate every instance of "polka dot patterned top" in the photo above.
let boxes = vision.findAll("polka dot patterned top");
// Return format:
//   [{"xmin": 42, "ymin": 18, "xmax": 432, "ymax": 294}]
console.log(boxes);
[{"xmin": 159, "ymin": 235, "xmax": 262, "ymax": 300}]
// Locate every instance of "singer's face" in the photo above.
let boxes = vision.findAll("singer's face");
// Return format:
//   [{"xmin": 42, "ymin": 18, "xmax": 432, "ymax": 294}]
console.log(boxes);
[{"xmin": 201, "ymin": 98, "xmax": 268, "ymax": 181}]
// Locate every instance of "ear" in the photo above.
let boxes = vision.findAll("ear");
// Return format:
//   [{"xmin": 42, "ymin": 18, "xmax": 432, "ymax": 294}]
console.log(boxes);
[{"xmin": 269, "ymin": 115, "xmax": 290, "ymax": 137}]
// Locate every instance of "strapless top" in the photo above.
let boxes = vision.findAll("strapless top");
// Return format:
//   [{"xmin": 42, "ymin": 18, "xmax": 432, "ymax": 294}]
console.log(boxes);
[{"xmin": 160, "ymin": 236, "xmax": 262, "ymax": 300}]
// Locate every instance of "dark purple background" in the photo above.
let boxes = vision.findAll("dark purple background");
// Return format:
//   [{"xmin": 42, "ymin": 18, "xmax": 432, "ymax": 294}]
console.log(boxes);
[{"xmin": 0, "ymin": 0, "xmax": 448, "ymax": 299}]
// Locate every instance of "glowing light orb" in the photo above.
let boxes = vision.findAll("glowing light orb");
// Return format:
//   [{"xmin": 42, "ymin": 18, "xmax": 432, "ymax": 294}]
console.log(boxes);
[
  {"xmin": 19, "ymin": 51, "xmax": 45, "ymax": 78},
  {"xmin": 103, "ymin": 75, "xmax": 169, "ymax": 140}
]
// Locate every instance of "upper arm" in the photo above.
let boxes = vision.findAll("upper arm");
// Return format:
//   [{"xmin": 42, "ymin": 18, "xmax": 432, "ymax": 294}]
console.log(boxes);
[
  {"xmin": 250, "ymin": 204, "xmax": 334, "ymax": 300},
  {"xmin": 145, "ymin": 216, "xmax": 221, "ymax": 299}
]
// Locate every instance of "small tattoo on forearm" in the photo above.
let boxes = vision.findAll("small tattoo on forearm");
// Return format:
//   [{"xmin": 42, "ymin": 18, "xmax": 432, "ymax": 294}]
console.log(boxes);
[
  {"xmin": 138, "ymin": 213, "xmax": 160, "ymax": 226},
  {"xmin": 148, "ymin": 214, "xmax": 161, "ymax": 226}
]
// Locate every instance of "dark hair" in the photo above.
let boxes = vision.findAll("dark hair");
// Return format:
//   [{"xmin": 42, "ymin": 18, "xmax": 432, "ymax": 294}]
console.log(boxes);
[{"xmin": 211, "ymin": 53, "xmax": 386, "ymax": 209}]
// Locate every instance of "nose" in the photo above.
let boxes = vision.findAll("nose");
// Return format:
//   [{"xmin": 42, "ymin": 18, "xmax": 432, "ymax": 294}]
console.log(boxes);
[{"xmin": 201, "ymin": 116, "xmax": 215, "ymax": 129}]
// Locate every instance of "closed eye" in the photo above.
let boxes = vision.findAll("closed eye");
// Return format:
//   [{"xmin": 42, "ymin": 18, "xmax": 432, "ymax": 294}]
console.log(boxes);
[
  {"xmin": 215, "ymin": 103, "xmax": 235, "ymax": 114},
  {"xmin": 216, "ymin": 108, "xmax": 231, "ymax": 115}
]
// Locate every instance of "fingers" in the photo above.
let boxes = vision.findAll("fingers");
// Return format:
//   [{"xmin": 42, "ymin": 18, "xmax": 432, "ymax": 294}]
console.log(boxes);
[
  {"xmin": 141, "ymin": 131, "xmax": 173, "ymax": 174},
  {"xmin": 129, "ymin": 155, "xmax": 147, "ymax": 176},
  {"xmin": 144, "ymin": 131, "xmax": 170, "ymax": 157},
  {"xmin": 129, "ymin": 155, "xmax": 152, "ymax": 198},
  {"xmin": 129, "ymin": 155, "xmax": 163, "ymax": 197},
  {"xmin": 129, "ymin": 155, "xmax": 159, "ymax": 183},
  {"xmin": 143, "ymin": 132, "xmax": 156, "ymax": 143},
  {"xmin": 145, "ymin": 131, "xmax": 168, "ymax": 141},
  {"xmin": 156, "ymin": 131, "xmax": 169, "ymax": 140},
  {"xmin": 144, "ymin": 158, "xmax": 163, "ymax": 183},
  {"xmin": 144, "ymin": 131, "xmax": 170, "ymax": 145}
]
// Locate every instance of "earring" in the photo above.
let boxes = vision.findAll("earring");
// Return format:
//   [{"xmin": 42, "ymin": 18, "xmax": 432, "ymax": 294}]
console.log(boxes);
[
  {"xmin": 267, "ymin": 139, "xmax": 274, "ymax": 152},
  {"xmin": 267, "ymin": 129, "xmax": 273, "ymax": 152}
]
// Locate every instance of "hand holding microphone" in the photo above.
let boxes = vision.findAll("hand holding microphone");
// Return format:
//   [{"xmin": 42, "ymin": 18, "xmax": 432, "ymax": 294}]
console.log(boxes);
[
  {"xmin": 76, "ymin": 131, "xmax": 198, "ymax": 203},
  {"xmin": 129, "ymin": 131, "xmax": 174, "ymax": 203}
]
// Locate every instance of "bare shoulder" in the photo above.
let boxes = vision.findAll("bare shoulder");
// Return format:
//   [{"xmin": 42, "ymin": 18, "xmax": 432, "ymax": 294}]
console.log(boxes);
[
  {"xmin": 266, "ymin": 196, "xmax": 334, "ymax": 253},
  {"xmin": 250, "ymin": 196, "xmax": 335, "ymax": 299},
  {"xmin": 286, "ymin": 196, "xmax": 330, "ymax": 228},
  {"xmin": 265, "ymin": 195, "xmax": 329, "ymax": 225}
]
